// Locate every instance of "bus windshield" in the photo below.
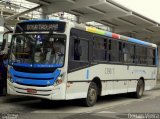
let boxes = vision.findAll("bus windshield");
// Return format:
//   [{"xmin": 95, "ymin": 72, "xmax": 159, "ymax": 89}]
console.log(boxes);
[{"xmin": 10, "ymin": 34, "xmax": 66, "ymax": 66}]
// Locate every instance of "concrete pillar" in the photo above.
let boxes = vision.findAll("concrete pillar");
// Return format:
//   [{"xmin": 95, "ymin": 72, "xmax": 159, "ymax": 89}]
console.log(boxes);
[
  {"xmin": 0, "ymin": 15, "xmax": 4, "ymax": 27},
  {"xmin": 1, "ymin": 7, "xmax": 3, "ymax": 16},
  {"xmin": 40, "ymin": 8, "xmax": 49, "ymax": 19}
]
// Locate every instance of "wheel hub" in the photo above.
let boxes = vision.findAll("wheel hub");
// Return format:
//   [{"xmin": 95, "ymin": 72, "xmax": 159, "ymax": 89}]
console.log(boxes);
[{"xmin": 89, "ymin": 88, "xmax": 96, "ymax": 103}]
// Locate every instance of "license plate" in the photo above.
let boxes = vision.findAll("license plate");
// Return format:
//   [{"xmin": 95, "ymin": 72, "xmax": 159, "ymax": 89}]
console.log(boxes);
[{"xmin": 27, "ymin": 88, "xmax": 37, "ymax": 94}]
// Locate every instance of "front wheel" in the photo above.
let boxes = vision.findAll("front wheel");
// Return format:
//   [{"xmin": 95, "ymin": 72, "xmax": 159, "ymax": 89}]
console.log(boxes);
[
  {"xmin": 133, "ymin": 79, "xmax": 144, "ymax": 98},
  {"xmin": 82, "ymin": 82, "xmax": 98, "ymax": 107}
]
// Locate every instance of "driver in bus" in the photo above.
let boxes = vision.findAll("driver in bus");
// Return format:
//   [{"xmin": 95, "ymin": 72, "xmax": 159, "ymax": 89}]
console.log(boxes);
[{"xmin": 45, "ymin": 38, "xmax": 64, "ymax": 64}]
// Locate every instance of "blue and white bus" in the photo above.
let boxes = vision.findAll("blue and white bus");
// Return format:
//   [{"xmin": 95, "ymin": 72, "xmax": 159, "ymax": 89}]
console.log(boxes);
[{"xmin": 7, "ymin": 20, "xmax": 158, "ymax": 106}]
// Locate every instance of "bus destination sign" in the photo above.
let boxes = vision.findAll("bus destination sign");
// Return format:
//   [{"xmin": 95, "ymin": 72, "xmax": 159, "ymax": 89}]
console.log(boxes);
[
  {"xmin": 15, "ymin": 21, "xmax": 66, "ymax": 33},
  {"xmin": 27, "ymin": 24, "xmax": 59, "ymax": 31}
]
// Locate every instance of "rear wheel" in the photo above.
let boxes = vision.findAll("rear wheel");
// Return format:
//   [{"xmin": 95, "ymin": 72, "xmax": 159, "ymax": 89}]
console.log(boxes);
[
  {"xmin": 133, "ymin": 79, "xmax": 144, "ymax": 98},
  {"xmin": 82, "ymin": 82, "xmax": 98, "ymax": 107}
]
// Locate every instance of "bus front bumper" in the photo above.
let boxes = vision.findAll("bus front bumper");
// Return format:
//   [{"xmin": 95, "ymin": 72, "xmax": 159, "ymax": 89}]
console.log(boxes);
[{"xmin": 7, "ymin": 79, "xmax": 66, "ymax": 100}]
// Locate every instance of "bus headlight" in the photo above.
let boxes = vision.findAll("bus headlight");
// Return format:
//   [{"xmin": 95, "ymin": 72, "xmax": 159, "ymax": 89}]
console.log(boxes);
[{"xmin": 55, "ymin": 72, "xmax": 65, "ymax": 86}]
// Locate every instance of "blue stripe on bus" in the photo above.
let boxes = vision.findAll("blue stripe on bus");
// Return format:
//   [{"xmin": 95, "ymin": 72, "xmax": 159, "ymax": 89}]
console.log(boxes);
[
  {"xmin": 12, "ymin": 63, "xmax": 63, "ymax": 68},
  {"xmin": 10, "ymin": 68, "xmax": 57, "ymax": 79},
  {"xmin": 105, "ymin": 32, "xmax": 112, "ymax": 37},
  {"xmin": 86, "ymin": 69, "xmax": 89, "ymax": 80},
  {"xmin": 9, "ymin": 68, "xmax": 60, "ymax": 86},
  {"xmin": 14, "ymin": 77, "xmax": 56, "ymax": 86},
  {"xmin": 128, "ymin": 38, "xmax": 149, "ymax": 46}
]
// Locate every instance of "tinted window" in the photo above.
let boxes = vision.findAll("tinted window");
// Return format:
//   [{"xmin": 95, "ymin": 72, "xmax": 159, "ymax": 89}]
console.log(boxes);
[
  {"xmin": 93, "ymin": 36, "xmax": 107, "ymax": 61},
  {"xmin": 73, "ymin": 38, "xmax": 88, "ymax": 61},
  {"xmin": 108, "ymin": 39, "xmax": 119, "ymax": 62},
  {"xmin": 135, "ymin": 45, "xmax": 147, "ymax": 64},
  {"xmin": 123, "ymin": 43, "xmax": 135, "ymax": 63},
  {"xmin": 68, "ymin": 28, "xmax": 90, "ymax": 72},
  {"xmin": 147, "ymin": 48, "xmax": 156, "ymax": 65}
]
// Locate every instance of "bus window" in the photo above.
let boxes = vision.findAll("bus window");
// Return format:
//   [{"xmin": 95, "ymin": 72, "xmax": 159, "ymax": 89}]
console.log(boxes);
[
  {"xmin": 73, "ymin": 38, "xmax": 88, "ymax": 61},
  {"xmin": 147, "ymin": 48, "xmax": 156, "ymax": 65},
  {"xmin": 123, "ymin": 43, "xmax": 135, "ymax": 63},
  {"xmin": 119, "ymin": 42, "xmax": 123, "ymax": 62},
  {"xmin": 108, "ymin": 39, "xmax": 119, "ymax": 62},
  {"xmin": 123, "ymin": 43, "xmax": 128, "ymax": 62},
  {"xmin": 93, "ymin": 36, "xmax": 107, "ymax": 62},
  {"xmin": 74, "ymin": 39, "xmax": 82, "ymax": 60},
  {"xmin": 10, "ymin": 34, "xmax": 66, "ymax": 65},
  {"xmin": 136, "ymin": 45, "xmax": 147, "ymax": 65}
]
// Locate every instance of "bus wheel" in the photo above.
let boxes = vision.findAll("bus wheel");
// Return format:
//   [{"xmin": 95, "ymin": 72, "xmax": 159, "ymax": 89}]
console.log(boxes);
[
  {"xmin": 82, "ymin": 82, "xmax": 98, "ymax": 107},
  {"xmin": 134, "ymin": 79, "xmax": 144, "ymax": 98}
]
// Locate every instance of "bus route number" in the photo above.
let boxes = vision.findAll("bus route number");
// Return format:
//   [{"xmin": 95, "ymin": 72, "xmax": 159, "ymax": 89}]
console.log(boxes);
[{"xmin": 105, "ymin": 68, "xmax": 115, "ymax": 74}]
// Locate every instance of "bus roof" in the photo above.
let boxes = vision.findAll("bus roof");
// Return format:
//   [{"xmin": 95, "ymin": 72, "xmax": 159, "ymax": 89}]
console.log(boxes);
[
  {"xmin": 19, "ymin": 20, "xmax": 156, "ymax": 48},
  {"xmin": 74, "ymin": 23, "xmax": 157, "ymax": 48},
  {"xmin": 85, "ymin": 26, "xmax": 157, "ymax": 48}
]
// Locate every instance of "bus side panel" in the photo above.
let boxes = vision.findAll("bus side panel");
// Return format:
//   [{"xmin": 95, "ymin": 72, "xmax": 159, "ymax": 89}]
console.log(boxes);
[
  {"xmin": 66, "ymin": 82, "xmax": 89, "ymax": 100},
  {"xmin": 66, "ymin": 69, "xmax": 90, "ymax": 99}
]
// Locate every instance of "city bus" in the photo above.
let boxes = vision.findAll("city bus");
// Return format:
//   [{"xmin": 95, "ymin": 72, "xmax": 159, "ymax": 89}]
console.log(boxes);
[{"xmin": 7, "ymin": 20, "xmax": 158, "ymax": 106}]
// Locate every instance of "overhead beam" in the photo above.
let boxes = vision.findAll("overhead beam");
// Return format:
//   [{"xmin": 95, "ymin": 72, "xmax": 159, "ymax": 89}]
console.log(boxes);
[
  {"xmin": 79, "ymin": 11, "xmax": 132, "ymax": 22},
  {"xmin": 5, "ymin": 5, "xmax": 42, "ymax": 21},
  {"xmin": 105, "ymin": 0, "xmax": 130, "ymax": 13},
  {"xmin": 42, "ymin": 0, "xmax": 106, "ymax": 14},
  {"xmin": 87, "ymin": 6, "xmax": 106, "ymax": 15},
  {"xmin": 0, "ymin": 1, "xmax": 20, "ymax": 9},
  {"xmin": 115, "ymin": 24, "xmax": 158, "ymax": 33},
  {"xmin": 115, "ymin": 17, "xmax": 136, "ymax": 26},
  {"xmin": 132, "ymin": 12, "xmax": 158, "ymax": 26},
  {"xmin": 100, "ymin": 20, "xmax": 117, "ymax": 27},
  {"xmin": 38, "ymin": 0, "xmax": 50, "ymax": 5}
]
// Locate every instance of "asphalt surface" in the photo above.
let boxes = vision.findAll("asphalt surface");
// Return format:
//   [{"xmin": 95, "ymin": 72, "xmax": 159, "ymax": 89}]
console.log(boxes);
[{"xmin": 0, "ymin": 87, "xmax": 160, "ymax": 119}]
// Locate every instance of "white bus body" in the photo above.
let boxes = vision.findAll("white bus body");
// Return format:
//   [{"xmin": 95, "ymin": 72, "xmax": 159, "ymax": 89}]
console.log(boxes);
[{"xmin": 7, "ymin": 20, "xmax": 157, "ymax": 106}]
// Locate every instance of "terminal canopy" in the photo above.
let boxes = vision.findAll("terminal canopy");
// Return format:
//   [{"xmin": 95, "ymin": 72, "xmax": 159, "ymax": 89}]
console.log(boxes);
[{"xmin": 25, "ymin": 0, "xmax": 160, "ymax": 44}]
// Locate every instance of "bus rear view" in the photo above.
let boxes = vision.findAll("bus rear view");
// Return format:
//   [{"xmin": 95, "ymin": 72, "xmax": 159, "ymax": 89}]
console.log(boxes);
[{"xmin": 7, "ymin": 20, "xmax": 67, "ymax": 100}]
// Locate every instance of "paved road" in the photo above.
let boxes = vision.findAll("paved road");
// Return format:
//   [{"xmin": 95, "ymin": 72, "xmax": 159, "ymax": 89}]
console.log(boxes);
[{"xmin": 0, "ymin": 88, "xmax": 160, "ymax": 119}]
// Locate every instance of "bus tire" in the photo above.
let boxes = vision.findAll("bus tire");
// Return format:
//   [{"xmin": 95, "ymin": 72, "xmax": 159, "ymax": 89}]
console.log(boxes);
[
  {"xmin": 82, "ymin": 82, "xmax": 98, "ymax": 107},
  {"xmin": 133, "ymin": 79, "xmax": 144, "ymax": 98}
]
